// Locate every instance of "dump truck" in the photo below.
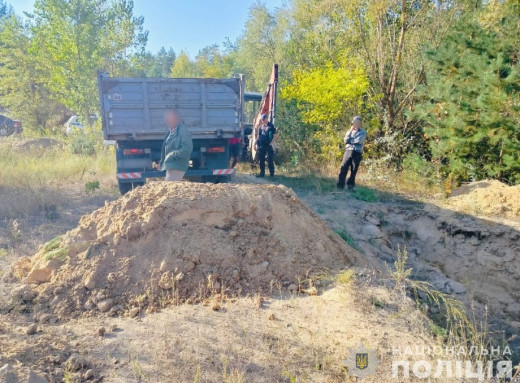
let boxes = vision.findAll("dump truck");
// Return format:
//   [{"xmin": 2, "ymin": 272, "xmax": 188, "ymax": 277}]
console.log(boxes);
[{"xmin": 98, "ymin": 72, "xmax": 246, "ymax": 194}]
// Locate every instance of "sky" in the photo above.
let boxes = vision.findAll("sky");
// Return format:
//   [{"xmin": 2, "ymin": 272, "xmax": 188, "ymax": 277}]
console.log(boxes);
[{"xmin": 10, "ymin": 0, "xmax": 284, "ymax": 56}]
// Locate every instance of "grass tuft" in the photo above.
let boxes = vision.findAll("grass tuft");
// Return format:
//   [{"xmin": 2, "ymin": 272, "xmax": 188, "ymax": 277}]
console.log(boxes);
[
  {"xmin": 335, "ymin": 269, "xmax": 356, "ymax": 287},
  {"xmin": 44, "ymin": 247, "xmax": 69, "ymax": 262},
  {"xmin": 335, "ymin": 230, "xmax": 361, "ymax": 252},
  {"xmin": 351, "ymin": 186, "xmax": 379, "ymax": 202},
  {"xmin": 389, "ymin": 244, "xmax": 493, "ymax": 363},
  {"xmin": 43, "ymin": 236, "xmax": 62, "ymax": 252},
  {"xmin": 0, "ymin": 138, "xmax": 115, "ymax": 219}
]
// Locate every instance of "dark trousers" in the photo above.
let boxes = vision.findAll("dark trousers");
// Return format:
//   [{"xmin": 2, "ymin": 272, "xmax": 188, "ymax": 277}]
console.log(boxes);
[
  {"xmin": 337, "ymin": 150, "xmax": 362, "ymax": 188},
  {"xmin": 258, "ymin": 144, "xmax": 275, "ymax": 176}
]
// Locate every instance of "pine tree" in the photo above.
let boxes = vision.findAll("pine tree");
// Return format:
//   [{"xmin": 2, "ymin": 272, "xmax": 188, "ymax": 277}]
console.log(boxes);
[
  {"xmin": 0, "ymin": 0, "xmax": 11, "ymax": 19},
  {"xmin": 414, "ymin": 10, "xmax": 520, "ymax": 184},
  {"xmin": 146, "ymin": 47, "xmax": 176, "ymax": 78}
]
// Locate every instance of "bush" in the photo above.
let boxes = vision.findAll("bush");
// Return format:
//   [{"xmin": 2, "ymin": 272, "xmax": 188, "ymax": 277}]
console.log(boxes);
[
  {"xmin": 69, "ymin": 132, "xmax": 97, "ymax": 155},
  {"xmin": 85, "ymin": 180, "xmax": 100, "ymax": 194},
  {"xmin": 402, "ymin": 153, "xmax": 435, "ymax": 179}
]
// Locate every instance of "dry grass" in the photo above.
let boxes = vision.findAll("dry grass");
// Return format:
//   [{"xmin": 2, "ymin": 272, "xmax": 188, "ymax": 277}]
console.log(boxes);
[
  {"xmin": 236, "ymin": 160, "xmax": 444, "ymax": 212},
  {"xmin": 67, "ymin": 271, "xmax": 473, "ymax": 383},
  {"xmin": 0, "ymin": 137, "xmax": 115, "ymax": 219},
  {"xmin": 258, "ymin": 158, "xmax": 445, "ymax": 202},
  {"xmin": 356, "ymin": 163, "xmax": 444, "ymax": 201},
  {"xmin": 0, "ymin": 138, "xmax": 114, "ymax": 188},
  {"xmin": 389, "ymin": 245, "xmax": 493, "ymax": 364}
]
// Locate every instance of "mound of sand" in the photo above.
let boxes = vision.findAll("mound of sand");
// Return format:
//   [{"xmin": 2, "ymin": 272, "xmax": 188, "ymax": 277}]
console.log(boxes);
[
  {"xmin": 10, "ymin": 182, "xmax": 360, "ymax": 320},
  {"xmin": 12, "ymin": 137, "xmax": 61, "ymax": 151},
  {"xmin": 448, "ymin": 180, "xmax": 520, "ymax": 219}
]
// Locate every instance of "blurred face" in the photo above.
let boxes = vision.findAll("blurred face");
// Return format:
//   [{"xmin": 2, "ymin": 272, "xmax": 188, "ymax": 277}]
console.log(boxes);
[
  {"xmin": 261, "ymin": 117, "xmax": 268, "ymax": 124},
  {"xmin": 352, "ymin": 119, "xmax": 361, "ymax": 130},
  {"xmin": 165, "ymin": 110, "xmax": 180, "ymax": 128}
]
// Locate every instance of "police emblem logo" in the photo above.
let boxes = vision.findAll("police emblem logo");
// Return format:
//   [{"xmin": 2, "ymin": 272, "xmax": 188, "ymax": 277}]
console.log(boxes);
[
  {"xmin": 344, "ymin": 343, "xmax": 379, "ymax": 379},
  {"xmin": 356, "ymin": 353, "xmax": 368, "ymax": 370}
]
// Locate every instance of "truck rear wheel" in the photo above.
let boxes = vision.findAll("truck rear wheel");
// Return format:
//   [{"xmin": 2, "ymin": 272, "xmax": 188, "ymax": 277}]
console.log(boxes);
[
  {"xmin": 118, "ymin": 181, "xmax": 144, "ymax": 195},
  {"xmin": 216, "ymin": 175, "xmax": 231, "ymax": 183},
  {"xmin": 200, "ymin": 175, "xmax": 231, "ymax": 184}
]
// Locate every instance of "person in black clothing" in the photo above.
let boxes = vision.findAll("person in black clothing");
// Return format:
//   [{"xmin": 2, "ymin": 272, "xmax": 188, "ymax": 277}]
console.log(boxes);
[
  {"xmin": 337, "ymin": 115, "xmax": 367, "ymax": 190},
  {"xmin": 255, "ymin": 114, "xmax": 276, "ymax": 177}
]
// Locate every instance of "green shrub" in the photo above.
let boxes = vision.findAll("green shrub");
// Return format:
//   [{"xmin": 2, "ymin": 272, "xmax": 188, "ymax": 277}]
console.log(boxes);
[
  {"xmin": 44, "ymin": 247, "xmax": 69, "ymax": 262},
  {"xmin": 335, "ymin": 230, "xmax": 361, "ymax": 252},
  {"xmin": 69, "ymin": 132, "xmax": 97, "ymax": 156},
  {"xmin": 85, "ymin": 180, "xmax": 100, "ymax": 194},
  {"xmin": 352, "ymin": 187, "xmax": 379, "ymax": 202},
  {"xmin": 43, "ymin": 236, "xmax": 62, "ymax": 252},
  {"xmin": 402, "ymin": 153, "xmax": 435, "ymax": 179}
]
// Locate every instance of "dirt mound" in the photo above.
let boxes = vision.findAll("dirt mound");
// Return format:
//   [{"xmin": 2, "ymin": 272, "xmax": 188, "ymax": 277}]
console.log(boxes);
[
  {"xmin": 448, "ymin": 180, "xmax": 520, "ymax": 219},
  {"xmin": 12, "ymin": 137, "xmax": 61, "ymax": 151},
  {"xmin": 10, "ymin": 182, "xmax": 359, "ymax": 320}
]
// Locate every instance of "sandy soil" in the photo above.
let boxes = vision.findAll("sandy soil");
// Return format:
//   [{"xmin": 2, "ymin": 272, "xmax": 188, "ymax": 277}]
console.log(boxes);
[
  {"xmin": 6, "ymin": 183, "xmax": 361, "ymax": 322},
  {"xmin": 2, "ymin": 270, "xmax": 444, "ymax": 382},
  {"xmin": 0, "ymin": 176, "xmax": 518, "ymax": 382},
  {"xmin": 448, "ymin": 180, "xmax": 520, "ymax": 221}
]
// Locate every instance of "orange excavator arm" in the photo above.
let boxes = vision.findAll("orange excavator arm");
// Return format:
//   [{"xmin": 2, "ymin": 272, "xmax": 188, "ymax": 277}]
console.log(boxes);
[{"xmin": 250, "ymin": 64, "xmax": 279, "ymax": 161}]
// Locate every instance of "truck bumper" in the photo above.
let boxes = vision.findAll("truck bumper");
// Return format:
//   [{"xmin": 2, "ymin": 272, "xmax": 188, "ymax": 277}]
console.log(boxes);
[{"xmin": 116, "ymin": 168, "xmax": 235, "ymax": 182}]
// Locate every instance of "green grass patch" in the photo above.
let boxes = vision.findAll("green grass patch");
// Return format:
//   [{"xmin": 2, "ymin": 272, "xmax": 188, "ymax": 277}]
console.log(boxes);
[
  {"xmin": 352, "ymin": 186, "xmax": 379, "ymax": 202},
  {"xmin": 43, "ymin": 236, "xmax": 62, "ymax": 252},
  {"xmin": 335, "ymin": 230, "xmax": 361, "ymax": 252},
  {"xmin": 85, "ymin": 180, "xmax": 100, "ymax": 194},
  {"xmin": 274, "ymin": 174, "xmax": 336, "ymax": 193},
  {"xmin": 428, "ymin": 321, "xmax": 448, "ymax": 339},
  {"xmin": 44, "ymin": 246, "xmax": 69, "ymax": 262},
  {"xmin": 42, "ymin": 236, "xmax": 69, "ymax": 262}
]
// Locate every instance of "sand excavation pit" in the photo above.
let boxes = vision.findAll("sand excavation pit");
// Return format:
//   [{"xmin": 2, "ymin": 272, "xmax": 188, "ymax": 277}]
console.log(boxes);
[
  {"xmin": 448, "ymin": 180, "xmax": 520, "ymax": 220},
  {"xmin": 9, "ymin": 182, "xmax": 360, "ymax": 320}
]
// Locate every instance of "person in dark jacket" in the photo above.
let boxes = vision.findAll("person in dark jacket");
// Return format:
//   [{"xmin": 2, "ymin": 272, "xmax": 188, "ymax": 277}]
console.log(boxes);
[
  {"xmin": 158, "ymin": 110, "xmax": 193, "ymax": 182},
  {"xmin": 337, "ymin": 115, "xmax": 366, "ymax": 190},
  {"xmin": 255, "ymin": 114, "xmax": 276, "ymax": 177}
]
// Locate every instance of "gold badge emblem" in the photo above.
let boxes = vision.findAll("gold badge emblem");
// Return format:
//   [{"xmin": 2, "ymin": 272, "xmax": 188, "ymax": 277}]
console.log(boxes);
[
  {"xmin": 356, "ymin": 353, "xmax": 368, "ymax": 370},
  {"xmin": 344, "ymin": 343, "xmax": 379, "ymax": 379}
]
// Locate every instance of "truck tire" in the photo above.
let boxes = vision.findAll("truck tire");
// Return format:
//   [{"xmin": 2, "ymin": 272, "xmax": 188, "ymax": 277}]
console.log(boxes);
[
  {"xmin": 216, "ymin": 175, "xmax": 231, "ymax": 183},
  {"xmin": 200, "ymin": 175, "xmax": 230, "ymax": 184},
  {"xmin": 118, "ymin": 181, "xmax": 144, "ymax": 195}
]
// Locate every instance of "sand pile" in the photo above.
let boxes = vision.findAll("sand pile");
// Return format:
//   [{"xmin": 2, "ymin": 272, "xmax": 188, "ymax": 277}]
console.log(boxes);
[
  {"xmin": 12, "ymin": 137, "xmax": 61, "ymax": 151},
  {"xmin": 10, "ymin": 182, "xmax": 359, "ymax": 320},
  {"xmin": 448, "ymin": 180, "xmax": 520, "ymax": 219}
]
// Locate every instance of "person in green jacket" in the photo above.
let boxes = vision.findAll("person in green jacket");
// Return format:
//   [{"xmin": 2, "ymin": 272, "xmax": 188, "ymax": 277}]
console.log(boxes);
[{"xmin": 158, "ymin": 110, "xmax": 193, "ymax": 182}]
